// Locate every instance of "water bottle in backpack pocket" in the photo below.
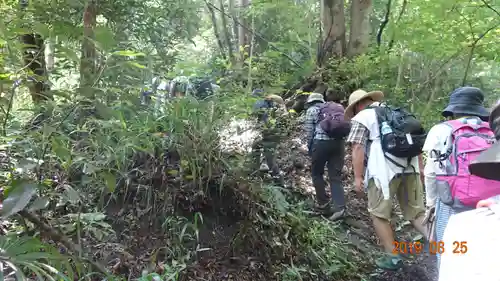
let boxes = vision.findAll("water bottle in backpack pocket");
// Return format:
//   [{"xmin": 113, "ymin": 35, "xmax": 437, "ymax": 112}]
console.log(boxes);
[{"xmin": 435, "ymin": 119, "xmax": 500, "ymax": 208}]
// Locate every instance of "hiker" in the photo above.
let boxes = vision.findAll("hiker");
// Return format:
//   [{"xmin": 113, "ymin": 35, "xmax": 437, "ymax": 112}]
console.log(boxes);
[
  {"xmin": 249, "ymin": 92, "xmax": 286, "ymax": 186},
  {"xmin": 421, "ymin": 87, "xmax": 500, "ymax": 268},
  {"xmin": 438, "ymin": 100, "xmax": 500, "ymax": 280},
  {"xmin": 169, "ymin": 76, "xmax": 191, "ymax": 98},
  {"xmin": 189, "ymin": 76, "xmax": 219, "ymax": 99},
  {"xmin": 345, "ymin": 89, "xmax": 427, "ymax": 270},
  {"xmin": 304, "ymin": 92, "xmax": 350, "ymax": 219},
  {"xmin": 140, "ymin": 89, "xmax": 154, "ymax": 106},
  {"xmin": 150, "ymin": 76, "xmax": 170, "ymax": 116}
]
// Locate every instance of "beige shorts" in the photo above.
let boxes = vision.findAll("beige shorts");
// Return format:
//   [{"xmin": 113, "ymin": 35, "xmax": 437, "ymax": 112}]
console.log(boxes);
[{"xmin": 367, "ymin": 174, "xmax": 425, "ymax": 221}]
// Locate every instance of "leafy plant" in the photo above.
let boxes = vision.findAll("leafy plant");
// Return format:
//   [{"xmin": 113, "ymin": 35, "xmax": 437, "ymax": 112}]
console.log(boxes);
[{"xmin": 0, "ymin": 235, "xmax": 77, "ymax": 281}]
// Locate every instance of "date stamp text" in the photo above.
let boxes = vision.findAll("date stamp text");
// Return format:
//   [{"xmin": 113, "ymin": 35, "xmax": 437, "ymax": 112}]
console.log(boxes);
[{"xmin": 392, "ymin": 241, "xmax": 468, "ymax": 255}]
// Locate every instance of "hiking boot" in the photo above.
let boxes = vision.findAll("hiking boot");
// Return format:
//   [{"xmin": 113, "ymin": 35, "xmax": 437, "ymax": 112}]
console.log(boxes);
[
  {"xmin": 315, "ymin": 202, "xmax": 335, "ymax": 216},
  {"xmin": 375, "ymin": 253, "xmax": 403, "ymax": 270},
  {"xmin": 328, "ymin": 207, "xmax": 346, "ymax": 221}
]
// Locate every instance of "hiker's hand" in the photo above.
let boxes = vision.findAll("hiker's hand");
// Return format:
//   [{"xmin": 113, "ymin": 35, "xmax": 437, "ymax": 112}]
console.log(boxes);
[
  {"xmin": 354, "ymin": 177, "xmax": 364, "ymax": 197},
  {"xmin": 477, "ymin": 199, "xmax": 495, "ymax": 209},
  {"xmin": 424, "ymin": 206, "xmax": 435, "ymax": 221}
]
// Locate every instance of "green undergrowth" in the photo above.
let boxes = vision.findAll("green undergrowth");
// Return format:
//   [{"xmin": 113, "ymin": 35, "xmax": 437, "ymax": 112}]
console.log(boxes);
[
  {"xmin": 0, "ymin": 90, "xmax": 367, "ymax": 280},
  {"xmin": 259, "ymin": 185, "xmax": 365, "ymax": 281}
]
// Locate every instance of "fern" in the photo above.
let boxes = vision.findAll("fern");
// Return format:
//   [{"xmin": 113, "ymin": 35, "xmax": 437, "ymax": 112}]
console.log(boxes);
[{"xmin": 0, "ymin": 235, "xmax": 77, "ymax": 280}]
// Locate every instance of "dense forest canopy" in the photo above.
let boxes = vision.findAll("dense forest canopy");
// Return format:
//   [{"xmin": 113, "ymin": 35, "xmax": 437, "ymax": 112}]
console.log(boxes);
[{"xmin": 0, "ymin": 0, "xmax": 499, "ymax": 280}]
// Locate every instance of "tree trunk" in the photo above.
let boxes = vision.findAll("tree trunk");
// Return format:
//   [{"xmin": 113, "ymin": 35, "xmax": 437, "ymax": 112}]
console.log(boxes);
[
  {"xmin": 347, "ymin": 0, "xmax": 373, "ymax": 57},
  {"xmin": 238, "ymin": 0, "xmax": 249, "ymax": 61},
  {"xmin": 318, "ymin": 0, "xmax": 346, "ymax": 65},
  {"xmin": 19, "ymin": 0, "xmax": 51, "ymax": 104},
  {"xmin": 218, "ymin": 0, "xmax": 236, "ymax": 65},
  {"xmin": 246, "ymin": 14, "xmax": 255, "ymax": 90},
  {"xmin": 388, "ymin": 0, "xmax": 407, "ymax": 50},
  {"xmin": 21, "ymin": 33, "xmax": 52, "ymax": 104},
  {"xmin": 206, "ymin": 0, "xmax": 226, "ymax": 59},
  {"xmin": 45, "ymin": 37, "xmax": 55, "ymax": 72},
  {"xmin": 229, "ymin": 0, "xmax": 239, "ymax": 43},
  {"xmin": 80, "ymin": 0, "xmax": 98, "ymax": 97}
]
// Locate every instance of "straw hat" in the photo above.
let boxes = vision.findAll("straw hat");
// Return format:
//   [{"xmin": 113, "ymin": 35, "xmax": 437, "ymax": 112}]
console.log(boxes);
[
  {"xmin": 345, "ymin": 89, "xmax": 384, "ymax": 119},
  {"xmin": 306, "ymin": 93, "xmax": 325, "ymax": 104},
  {"xmin": 265, "ymin": 94, "xmax": 284, "ymax": 105}
]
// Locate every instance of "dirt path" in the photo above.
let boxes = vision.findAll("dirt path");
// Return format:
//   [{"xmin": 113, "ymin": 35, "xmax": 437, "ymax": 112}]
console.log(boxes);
[
  {"xmin": 89, "ymin": 119, "xmax": 438, "ymax": 280},
  {"xmin": 278, "ymin": 128, "xmax": 438, "ymax": 281}
]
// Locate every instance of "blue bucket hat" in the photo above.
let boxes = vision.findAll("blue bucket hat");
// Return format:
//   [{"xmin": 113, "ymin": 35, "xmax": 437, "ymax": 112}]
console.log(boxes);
[
  {"xmin": 252, "ymin": 89, "xmax": 264, "ymax": 97},
  {"xmin": 442, "ymin": 87, "xmax": 489, "ymax": 119}
]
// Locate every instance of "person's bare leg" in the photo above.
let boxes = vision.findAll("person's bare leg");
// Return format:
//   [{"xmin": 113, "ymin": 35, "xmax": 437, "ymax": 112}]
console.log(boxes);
[
  {"xmin": 410, "ymin": 213, "xmax": 427, "ymax": 238},
  {"xmin": 372, "ymin": 215, "xmax": 395, "ymax": 252}
]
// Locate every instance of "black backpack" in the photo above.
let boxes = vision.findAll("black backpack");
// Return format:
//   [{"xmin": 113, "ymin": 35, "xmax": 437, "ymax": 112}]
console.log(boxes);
[
  {"xmin": 373, "ymin": 104, "xmax": 426, "ymax": 162},
  {"xmin": 190, "ymin": 77, "xmax": 214, "ymax": 99}
]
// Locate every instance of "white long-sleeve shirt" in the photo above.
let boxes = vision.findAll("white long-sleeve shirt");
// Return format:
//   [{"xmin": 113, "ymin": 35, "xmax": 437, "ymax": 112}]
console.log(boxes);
[{"xmin": 422, "ymin": 123, "xmax": 452, "ymax": 207}]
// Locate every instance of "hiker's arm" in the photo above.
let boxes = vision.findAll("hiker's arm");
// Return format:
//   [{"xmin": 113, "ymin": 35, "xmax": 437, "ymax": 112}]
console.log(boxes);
[
  {"xmin": 418, "ymin": 154, "xmax": 425, "ymax": 183},
  {"xmin": 418, "ymin": 154, "xmax": 424, "ymax": 172},
  {"xmin": 346, "ymin": 121, "xmax": 369, "ymax": 182},
  {"xmin": 421, "ymin": 125, "xmax": 442, "ymax": 208},
  {"xmin": 423, "ymin": 152, "xmax": 438, "ymax": 208},
  {"xmin": 352, "ymin": 144, "xmax": 365, "ymax": 181},
  {"xmin": 303, "ymin": 107, "xmax": 317, "ymax": 142}
]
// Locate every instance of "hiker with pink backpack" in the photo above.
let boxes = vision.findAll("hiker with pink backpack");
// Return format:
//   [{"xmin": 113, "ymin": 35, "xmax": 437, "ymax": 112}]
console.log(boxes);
[
  {"xmin": 304, "ymin": 92, "xmax": 351, "ymax": 220},
  {"xmin": 437, "ymin": 99, "xmax": 500, "ymax": 280},
  {"xmin": 421, "ymin": 87, "xmax": 500, "ymax": 268}
]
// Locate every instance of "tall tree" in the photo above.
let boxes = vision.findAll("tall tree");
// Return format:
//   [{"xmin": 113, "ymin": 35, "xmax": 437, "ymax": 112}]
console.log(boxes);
[
  {"xmin": 229, "ymin": 0, "xmax": 239, "ymax": 43},
  {"xmin": 80, "ymin": 0, "xmax": 98, "ymax": 97},
  {"xmin": 19, "ymin": 0, "xmax": 52, "ymax": 104},
  {"xmin": 238, "ymin": 0, "xmax": 249, "ymax": 60},
  {"xmin": 318, "ymin": 0, "xmax": 346, "ymax": 65},
  {"xmin": 206, "ymin": 0, "xmax": 226, "ymax": 60},
  {"xmin": 218, "ymin": 0, "xmax": 236, "ymax": 64},
  {"xmin": 347, "ymin": 0, "xmax": 374, "ymax": 57}
]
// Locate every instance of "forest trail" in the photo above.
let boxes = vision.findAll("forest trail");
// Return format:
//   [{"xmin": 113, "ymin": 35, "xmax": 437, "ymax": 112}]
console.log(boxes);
[
  {"xmin": 274, "ymin": 120, "xmax": 439, "ymax": 281},
  {"xmin": 92, "ymin": 117, "xmax": 439, "ymax": 280}
]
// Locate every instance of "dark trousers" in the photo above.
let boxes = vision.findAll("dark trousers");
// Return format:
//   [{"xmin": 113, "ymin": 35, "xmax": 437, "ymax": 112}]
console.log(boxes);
[{"xmin": 311, "ymin": 139, "xmax": 346, "ymax": 207}]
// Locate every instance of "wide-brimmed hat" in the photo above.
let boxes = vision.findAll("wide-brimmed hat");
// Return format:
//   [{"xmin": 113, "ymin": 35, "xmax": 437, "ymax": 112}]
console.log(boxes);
[
  {"xmin": 345, "ymin": 89, "xmax": 384, "ymax": 119},
  {"xmin": 306, "ymin": 93, "xmax": 325, "ymax": 104},
  {"xmin": 442, "ymin": 87, "xmax": 489, "ymax": 119}
]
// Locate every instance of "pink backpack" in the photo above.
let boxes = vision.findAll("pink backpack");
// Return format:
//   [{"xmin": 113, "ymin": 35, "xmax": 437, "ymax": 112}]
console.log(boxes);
[{"xmin": 436, "ymin": 119, "xmax": 499, "ymax": 207}]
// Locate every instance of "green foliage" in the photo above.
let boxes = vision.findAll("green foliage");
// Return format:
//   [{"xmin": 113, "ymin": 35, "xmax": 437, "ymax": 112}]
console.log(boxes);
[
  {"xmin": 0, "ymin": 235, "xmax": 78, "ymax": 280},
  {"xmin": 255, "ymin": 185, "xmax": 362, "ymax": 280},
  {"xmin": 1, "ymin": 0, "xmax": 500, "ymax": 279}
]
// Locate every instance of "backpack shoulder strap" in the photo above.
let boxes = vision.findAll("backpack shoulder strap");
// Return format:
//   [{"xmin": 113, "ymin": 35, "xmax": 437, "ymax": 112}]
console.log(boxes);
[{"xmin": 445, "ymin": 118, "xmax": 489, "ymax": 134}]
